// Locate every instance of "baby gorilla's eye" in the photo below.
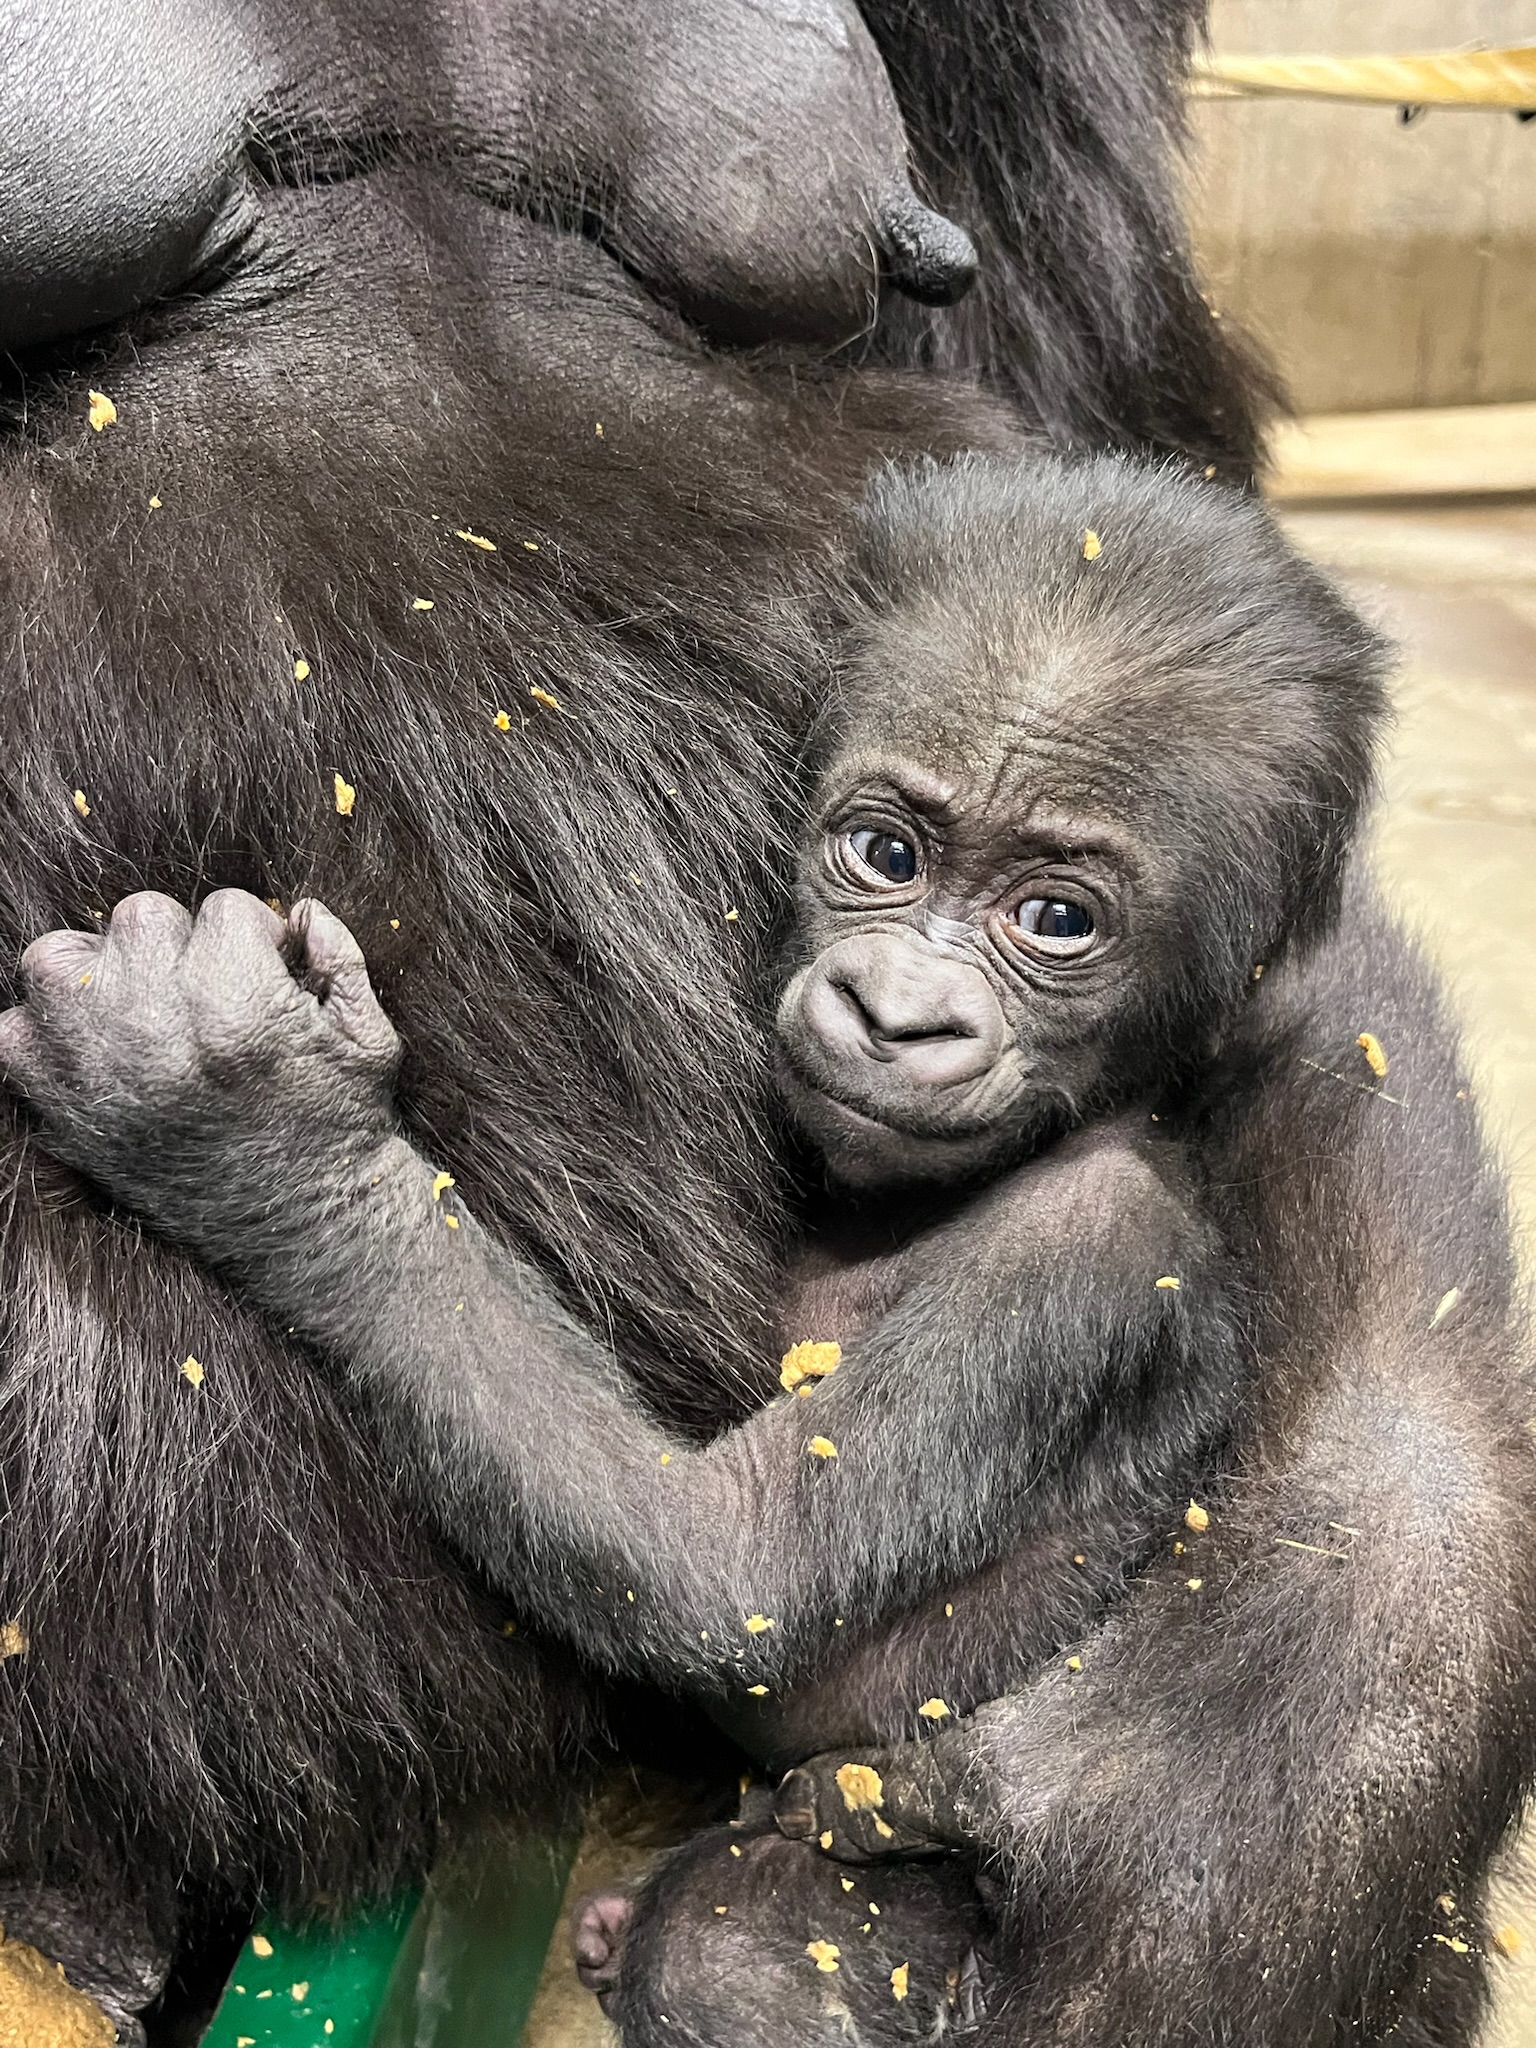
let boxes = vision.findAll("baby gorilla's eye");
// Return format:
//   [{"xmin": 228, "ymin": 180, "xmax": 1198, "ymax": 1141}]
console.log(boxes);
[
  {"xmin": 1015, "ymin": 898, "xmax": 1096, "ymax": 955},
  {"xmin": 847, "ymin": 829, "xmax": 920, "ymax": 886}
]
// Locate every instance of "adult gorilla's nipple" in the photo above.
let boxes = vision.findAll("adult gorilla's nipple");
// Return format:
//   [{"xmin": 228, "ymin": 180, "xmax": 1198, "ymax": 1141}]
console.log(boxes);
[{"xmin": 875, "ymin": 193, "xmax": 979, "ymax": 307}]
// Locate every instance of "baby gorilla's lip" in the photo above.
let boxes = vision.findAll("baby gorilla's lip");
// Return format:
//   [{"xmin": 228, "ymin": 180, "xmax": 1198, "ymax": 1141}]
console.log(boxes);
[{"xmin": 773, "ymin": 1043, "xmax": 1015, "ymax": 1149}]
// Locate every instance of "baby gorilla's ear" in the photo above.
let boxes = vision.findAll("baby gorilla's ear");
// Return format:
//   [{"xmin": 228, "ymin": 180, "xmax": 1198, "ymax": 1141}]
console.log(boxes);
[{"xmin": 545, "ymin": 0, "xmax": 975, "ymax": 344}]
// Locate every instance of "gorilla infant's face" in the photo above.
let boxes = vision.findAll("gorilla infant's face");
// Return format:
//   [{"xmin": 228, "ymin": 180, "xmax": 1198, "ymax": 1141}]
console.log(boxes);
[{"xmin": 775, "ymin": 745, "xmax": 1148, "ymax": 1191}]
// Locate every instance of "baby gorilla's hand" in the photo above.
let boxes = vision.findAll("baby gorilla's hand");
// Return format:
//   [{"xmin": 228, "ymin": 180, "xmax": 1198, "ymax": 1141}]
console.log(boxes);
[
  {"xmin": 0, "ymin": 891, "xmax": 399, "ymax": 1245},
  {"xmin": 774, "ymin": 1742, "xmax": 966, "ymax": 1865}
]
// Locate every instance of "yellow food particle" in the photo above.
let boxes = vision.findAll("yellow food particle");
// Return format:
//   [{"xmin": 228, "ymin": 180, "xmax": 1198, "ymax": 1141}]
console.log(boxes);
[
  {"xmin": 835, "ymin": 1763, "xmax": 884, "ymax": 1813},
  {"xmin": 72, "ymin": 789, "xmax": 91, "ymax": 818},
  {"xmin": 148, "ymin": 495, "xmax": 162, "ymax": 510},
  {"xmin": 529, "ymin": 686, "xmax": 560, "ymax": 711},
  {"xmin": 78, "ymin": 972, "xmax": 92, "ymax": 987},
  {"xmin": 660, "ymin": 1452, "xmax": 672, "ymax": 1466},
  {"xmin": 779, "ymin": 1340, "xmax": 842, "ymax": 1393},
  {"xmin": 251, "ymin": 1936, "xmax": 275, "ymax": 1959},
  {"xmin": 239, "ymin": 2039, "xmax": 256, "ymax": 2046},
  {"xmin": 522, "ymin": 540, "xmax": 540, "ymax": 552},
  {"xmin": 1072, "ymin": 1553, "xmax": 1086, "ymax": 1566},
  {"xmin": 431, "ymin": 1172, "xmax": 456, "ymax": 1201},
  {"xmin": 501, "ymin": 1621, "xmax": 517, "ymax": 1636},
  {"xmin": 444, "ymin": 1214, "xmax": 460, "ymax": 1230},
  {"xmin": 917, "ymin": 1697, "xmax": 950, "ymax": 1720},
  {"xmin": 0, "ymin": 1621, "xmax": 28, "ymax": 1660},
  {"xmin": 1186, "ymin": 1577, "xmax": 1203, "ymax": 1591},
  {"xmin": 293, "ymin": 658, "xmax": 311, "ymax": 682},
  {"xmin": 868, "ymin": 1903, "xmax": 880, "ymax": 1916},
  {"xmin": 1204, "ymin": 464, "xmax": 1217, "ymax": 479},
  {"xmin": 818, "ymin": 1830, "xmax": 833, "ymax": 1850},
  {"xmin": 1434, "ymin": 1934, "xmax": 1471, "ymax": 1954},
  {"xmin": 595, "ymin": 422, "xmax": 604, "ymax": 436},
  {"xmin": 1174, "ymin": 1540, "xmax": 1185, "ymax": 1555},
  {"xmin": 1082, "ymin": 528, "xmax": 1102, "ymax": 560},
  {"xmin": 1155, "ymin": 1276, "xmax": 1181, "ymax": 1291},
  {"xmin": 873, "ymin": 1817, "xmax": 895, "ymax": 1840},
  {"xmin": 714, "ymin": 1905, "xmax": 728, "ymax": 1916},
  {"xmin": 456, "ymin": 528, "xmax": 496, "ymax": 551},
  {"xmin": 291, "ymin": 1982, "xmax": 309, "ymax": 2000},
  {"xmin": 840, "ymin": 1877, "xmax": 854, "ymax": 1891},
  {"xmin": 1252, "ymin": 963, "xmax": 1266, "ymax": 981},
  {"xmin": 806, "ymin": 1941, "xmax": 841, "ymax": 1974},
  {"xmin": 625, "ymin": 1591, "xmax": 635, "ymax": 1603},
  {"xmin": 1065, "ymin": 1654, "xmax": 1083, "ymax": 1673},
  {"xmin": 730, "ymin": 1844, "xmax": 742, "ymax": 1857},
  {"xmin": 747, "ymin": 1684, "xmax": 768, "ymax": 1696},
  {"xmin": 1436, "ymin": 1895, "xmax": 1457, "ymax": 1918},
  {"xmin": 389, "ymin": 918, "xmax": 400, "ymax": 930},
  {"xmin": 891, "ymin": 1963, "xmax": 909, "ymax": 2001},
  {"xmin": 1495, "ymin": 1924, "xmax": 1524, "ymax": 1957},
  {"xmin": 724, "ymin": 907, "xmax": 740, "ymax": 922},
  {"xmin": 1357, "ymin": 1031, "xmax": 1388, "ymax": 1078},
  {"xmin": 944, "ymin": 1602, "xmax": 954, "ymax": 1616},
  {"xmin": 181, "ymin": 1355, "xmax": 205, "ymax": 1389},
  {"xmin": 1430, "ymin": 1287, "xmax": 1461, "ymax": 1330},
  {"xmin": 744, "ymin": 1614, "xmax": 774, "ymax": 1634},
  {"xmin": 494, "ymin": 710, "xmax": 512, "ymax": 731},
  {"xmin": 87, "ymin": 390, "xmax": 117, "ymax": 431},
  {"xmin": 412, "ymin": 598, "xmax": 435, "ymax": 611},
  {"xmin": 1185, "ymin": 1501, "xmax": 1210, "ymax": 1533},
  {"xmin": 809, "ymin": 1436, "xmax": 838, "ymax": 1459},
  {"xmin": 333, "ymin": 773, "xmax": 356, "ymax": 816}
]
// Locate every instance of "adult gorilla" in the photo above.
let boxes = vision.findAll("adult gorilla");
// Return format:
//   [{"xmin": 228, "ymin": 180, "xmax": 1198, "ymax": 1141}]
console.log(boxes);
[{"xmin": 1, "ymin": 1, "xmax": 1530, "ymax": 2045}]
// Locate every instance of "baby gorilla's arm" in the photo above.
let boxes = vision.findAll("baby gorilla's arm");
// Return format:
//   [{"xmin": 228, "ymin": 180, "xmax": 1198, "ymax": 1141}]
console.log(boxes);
[{"xmin": 0, "ymin": 892, "xmax": 1239, "ymax": 1706}]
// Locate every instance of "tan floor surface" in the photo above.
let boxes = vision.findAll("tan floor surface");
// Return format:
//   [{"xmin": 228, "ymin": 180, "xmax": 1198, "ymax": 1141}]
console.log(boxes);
[{"xmin": 523, "ymin": 491, "xmax": 1536, "ymax": 2046}]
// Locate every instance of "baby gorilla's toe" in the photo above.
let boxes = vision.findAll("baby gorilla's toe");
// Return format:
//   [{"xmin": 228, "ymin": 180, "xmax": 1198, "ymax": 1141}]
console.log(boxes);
[{"xmin": 572, "ymin": 1889, "xmax": 634, "ymax": 2005}]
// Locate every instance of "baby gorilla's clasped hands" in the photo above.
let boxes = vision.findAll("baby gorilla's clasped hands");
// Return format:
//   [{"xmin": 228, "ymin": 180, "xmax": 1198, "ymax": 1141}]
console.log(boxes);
[{"xmin": 0, "ymin": 891, "xmax": 400, "ymax": 1244}]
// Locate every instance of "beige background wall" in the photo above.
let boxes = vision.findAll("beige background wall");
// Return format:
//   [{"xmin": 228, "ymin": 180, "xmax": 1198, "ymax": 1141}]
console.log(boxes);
[{"xmin": 1188, "ymin": 2, "xmax": 1536, "ymax": 413}]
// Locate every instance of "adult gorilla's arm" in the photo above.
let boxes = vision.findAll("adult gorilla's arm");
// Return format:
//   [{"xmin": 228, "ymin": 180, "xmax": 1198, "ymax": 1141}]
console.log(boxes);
[
  {"xmin": 860, "ymin": 0, "xmax": 1282, "ymax": 477},
  {"xmin": 779, "ymin": 892, "xmax": 1536, "ymax": 2043},
  {"xmin": 0, "ymin": 890, "xmax": 1241, "ymax": 1712}
]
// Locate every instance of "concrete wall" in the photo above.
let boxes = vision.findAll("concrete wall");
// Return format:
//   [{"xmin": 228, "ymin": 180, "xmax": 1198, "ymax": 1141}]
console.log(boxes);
[{"xmin": 1188, "ymin": 1, "xmax": 1536, "ymax": 413}]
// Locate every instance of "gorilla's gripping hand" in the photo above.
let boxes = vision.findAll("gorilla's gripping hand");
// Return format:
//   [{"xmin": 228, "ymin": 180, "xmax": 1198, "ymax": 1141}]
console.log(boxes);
[{"xmin": 0, "ymin": 891, "xmax": 401, "ymax": 1259}]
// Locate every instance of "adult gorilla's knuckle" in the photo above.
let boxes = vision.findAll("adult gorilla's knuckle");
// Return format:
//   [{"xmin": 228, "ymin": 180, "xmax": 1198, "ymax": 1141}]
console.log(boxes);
[{"xmin": 109, "ymin": 891, "xmax": 188, "ymax": 941}]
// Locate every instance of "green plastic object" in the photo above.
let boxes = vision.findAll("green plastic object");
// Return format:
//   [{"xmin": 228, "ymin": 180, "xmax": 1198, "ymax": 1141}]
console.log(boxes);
[{"xmin": 201, "ymin": 1833, "xmax": 574, "ymax": 2048}]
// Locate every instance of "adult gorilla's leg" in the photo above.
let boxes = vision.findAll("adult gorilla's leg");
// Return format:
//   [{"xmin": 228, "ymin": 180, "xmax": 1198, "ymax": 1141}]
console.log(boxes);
[{"xmin": 858, "ymin": 0, "xmax": 1282, "ymax": 477}]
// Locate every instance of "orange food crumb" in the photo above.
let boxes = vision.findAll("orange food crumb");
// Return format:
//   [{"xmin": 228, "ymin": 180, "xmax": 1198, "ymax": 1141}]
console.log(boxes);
[
  {"xmin": 494, "ymin": 710, "xmax": 512, "ymax": 731},
  {"xmin": 431, "ymin": 1172, "xmax": 456, "ymax": 1201},
  {"xmin": 779, "ymin": 1341, "xmax": 842, "ymax": 1393},
  {"xmin": 87, "ymin": 390, "xmax": 117, "ymax": 431},
  {"xmin": 891, "ymin": 1963, "xmax": 909, "ymax": 2001},
  {"xmin": 0, "ymin": 1621, "xmax": 28, "ymax": 1661},
  {"xmin": 917, "ymin": 1697, "xmax": 950, "ymax": 1720},
  {"xmin": 1185, "ymin": 1501, "xmax": 1210, "ymax": 1533},
  {"xmin": 529, "ymin": 686, "xmax": 560, "ymax": 711},
  {"xmin": 806, "ymin": 1941, "xmax": 840, "ymax": 1973},
  {"xmin": 744, "ymin": 1614, "xmax": 774, "ymax": 1635},
  {"xmin": 1357, "ymin": 1031, "xmax": 1388, "ymax": 1078},
  {"xmin": 456, "ymin": 528, "xmax": 496, "ymax": 551},
  {"xmin": 181, "ymin": 1355, "xmax": 205, "ymax": 1389},
  {"xmin": 809, "ymin": 1436, "xmax": 838, "ymax": 1460},
  {"xmin": 1082, "ymin": 528, "xmax": 1102, "ymax": 560},
  {"xmin": 836, "ymin": 1763, "xmax": 884, "ymax": 1813},
  {"xmin": 72, "ymin": 789, "xmax": 91, "ymax": 818},
  {"xmin": 333, "ymin": 774, "xmax": 356, "ymax": 817}
]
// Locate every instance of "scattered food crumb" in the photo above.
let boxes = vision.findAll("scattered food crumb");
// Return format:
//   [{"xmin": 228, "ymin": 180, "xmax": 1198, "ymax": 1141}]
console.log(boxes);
[
  {"xmin": 809, "ymin": 1436, "xmax": 838, "ymax": 1459},
  {"xmin": 745, "ymin": 1614, "xmax": 774, "ymax": 1634},
  {"xmin": 444, "ymin": 1215, "xmax": 460, "ymax": 1230},
  {"xmin": 72, "ymin": 789, "xmax": 91, "ymax": 818},
  {"xmin": 293, "ymin": 658, "xmax": 310, "ymax": 682},
  {"xmin": 595, "ymin": 422, "xmax": 604, "ymax": 437},
  {"xmin": 917, "ymin": 1697, "xmax": 950, "ymax": 1720},
  {"xmin": 873, "ymin": 1817, "xmax": 895, "ymax": 1840},
  {"xmin": 1433, "ymin": 1934, "xmax": 1471, "ymax": 1955},
  {"xmin": 456, "ymin": 528, "xmax": 496, "ymax": 551},
  {"xmin": 1073, "ymin": 1553, "xmax": 1086, "ymax": 1566},
  {"xmin": 78, "ymin": 972, "xmax": 92, "ymax": 987},
  {"xmin": 494, "ymin": 710, "xmax": 512, "ymax": 730},
  {"xmin": 1065, "ymin": 1655, "xmax": 1083, "ymax": 1673},
  {"xmin": 840, "ymin": 1878, "xmax": 853, "ymax": 1891},
  {"xmin": 1430, "ymin": 1287, "xmax": 1461, "ymax": 1331},
  {"xmin": 148, "ymin": 494, "xmax": 162, "ymax": 510},
  {"xmin": 1155, "ymin": 1276, "xmax": 1181, "ymax": 1291},
  {"xmin": 730, "ymin": 1845, "xmax": 742, "ymax": 1858},
  {"xmin": 1252, "ymin": 963, "xmax": 1265, "ymax": 981},
  {"xmin": 714, "ymin": 1906, "xmax": 727, "ymax": 1916},
  {"xmin": 251, "ymin": 1936, "xmax": 274, "ymax": 1959},
  {"xmin": 333, "ymin": 774, "xmax": 356, "ymax": 816},
  {"xmin": 836, "ymin": 1763, "xmax": 884, "ymax": 1813},
  {"xmin": 522, "ymin": 540, "xmax": 539, "ymax": 552},
  {"xmin": 724, "ymin": 908, "xmax": 740, "ymax": 923},
  {"xmin": 412, "ymin": 598, "xmax": 435, "ymax": 611},
  {"xmin": 431, "ymin": 1172, "xmax": 456, "ymax": 1201},
  {"xmin": 819, "ymin": 1830, "xmax": 833, "ymax": 1850},
  {"xmin": 1173, "ymin": 1540, "xmax": 1185, "ymax": 1555},
  {"xmin": 1204, "ymin": 464, "xmax": 1217, "ymax": 479},
  {"xmin": 502, "ymin": 1621, "xmax": 517, "ymax": 1636},
  {"xmin": 891, "ymin": 1963, "xmax": 909, "ymax": 2001},
  {"xmin": 181, "ymin": 1355, "xmax": 205, "ymax": 1389},
  {"xmin": 1357, "ymin": 1032, "xmax": 1388, "ymax": 1078},
  {"xmin": 1495, "ymin": 1924, "xmax": 1523, "ymax": 1957},
  {"xmin": 529, "ymin": 686, "xmax": 560, "ymax": 711},
  {"xmin": 0, "ymin": 1621, "xmax": 28, "ymax": 1660},
  {"xmin": 291, "ymin": 1982, "xmax": 309, "ymax": 2001},
  {"xmin": 1082, "ymin": 528, "xmax": 1102, "ymax": 560},
  {"xmin": 1185, "ymin": 1501, "xmax": 1210, "ymax": 1533},
  {"xmin": 390, "ymin": 918, "xmax": 400, "ymax": 930},
  {"xmin": 1186, "ymin": 1577, "xmax": 1203, "ymax": 1590},
  {"xmin": 806, "ymin": 1941, "xmax": 840, "ymax": 1974},
  {"xmin": 1436, "ymin": 1895, "xmax": 1457, "ymax": 1918},
  {"xmin": 747, "ymin": 1684, "xmax": 768, "ymax": 1696},
  {"xmin": 88, "ymin": 390, "xmax": 117, "ymax": 432},
  {"xmin": 944, "ymin": 1602, "xmax": 954, "ymax": 1616},
  {"xmin": 780, "ymin": 1341, "xmax": 842, "ymax": 1393},
  {"xmin": 660, "ymin": 1452, "xmax": 672, "ymax": 1466}
]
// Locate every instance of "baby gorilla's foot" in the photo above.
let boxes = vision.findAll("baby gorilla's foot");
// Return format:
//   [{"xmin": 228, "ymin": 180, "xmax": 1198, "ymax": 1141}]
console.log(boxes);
[{"xmin": 572, "ymin": 1889, "xmax": 634, "ymax": 2010}]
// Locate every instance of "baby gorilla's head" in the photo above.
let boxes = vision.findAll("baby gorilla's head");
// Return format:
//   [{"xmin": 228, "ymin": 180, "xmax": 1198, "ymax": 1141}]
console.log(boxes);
[{"xmin": 776, "ymin": 452, "xmax": 1390, "ymax": 1189}]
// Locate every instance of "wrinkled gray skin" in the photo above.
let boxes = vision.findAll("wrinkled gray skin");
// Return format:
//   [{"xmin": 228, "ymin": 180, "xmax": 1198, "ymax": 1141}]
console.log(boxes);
[{"xmin": 0, "ymin": 0, "xmax": 974, "ymax": 353}]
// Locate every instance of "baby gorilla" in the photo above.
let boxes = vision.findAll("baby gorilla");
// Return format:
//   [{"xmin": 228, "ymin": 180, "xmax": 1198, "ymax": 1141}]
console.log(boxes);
[{"xmin": 0, "ymin": 454, "xmax": 1384, "ymax": 2045}]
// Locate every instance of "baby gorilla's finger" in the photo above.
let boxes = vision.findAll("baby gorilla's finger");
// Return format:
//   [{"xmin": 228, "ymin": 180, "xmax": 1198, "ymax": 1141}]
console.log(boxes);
[
  {"xmin": 17, "ymin": 927, "xmax": 104, "ymax": 998},
  {"xmin": 287, "ymin": 900, "xmax": 399, "ymax": 1064}
]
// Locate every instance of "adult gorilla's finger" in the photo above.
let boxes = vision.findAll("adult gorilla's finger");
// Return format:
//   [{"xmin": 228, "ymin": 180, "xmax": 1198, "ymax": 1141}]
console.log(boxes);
[
  {"xmin": 104, "ymin": 892, "xmax": 195, "ymax": 958},
  {"xmin": 17, "ymin": 927, "xmax": 103, "ymax": 994},
  {"xmin": 183, "ymin": 889, "xmax": 290, "ymax": 1003}
]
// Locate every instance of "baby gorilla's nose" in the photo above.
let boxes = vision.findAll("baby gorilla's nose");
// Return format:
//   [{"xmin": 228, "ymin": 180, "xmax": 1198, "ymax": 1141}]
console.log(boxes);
[
  {"xmin": 811, "ymin": 934, "xmax": 1004, "ymax": 1091},
  {"xmin": 875, "ymin": 194, "xmax": 979, "ymax": 307}
]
